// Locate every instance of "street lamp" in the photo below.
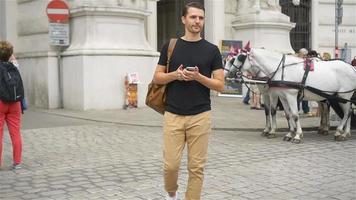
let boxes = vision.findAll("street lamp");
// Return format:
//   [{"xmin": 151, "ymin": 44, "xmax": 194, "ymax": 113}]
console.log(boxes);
[{"xmin": 335, "ymin": 0, "xmax": 343, "ymax": 58}]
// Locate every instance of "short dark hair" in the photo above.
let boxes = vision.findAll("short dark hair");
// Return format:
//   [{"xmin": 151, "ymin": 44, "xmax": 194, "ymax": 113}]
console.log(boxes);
[
  {"xmin": 307, "ymin": 50, "xmax": 318, "ymax": 58},
  {"xmin": 0, "ymin": 41, "xmax": 13, "ymax": 62},
  {"xmin": 182, "ymin": 2, "xmax": 205, "ymax": 17}
]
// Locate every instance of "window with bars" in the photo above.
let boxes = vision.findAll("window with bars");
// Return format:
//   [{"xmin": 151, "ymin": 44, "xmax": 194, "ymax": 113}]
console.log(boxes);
[{"xmin": 280, "ymin": 0, "xmax": 311, "ymax": 52}]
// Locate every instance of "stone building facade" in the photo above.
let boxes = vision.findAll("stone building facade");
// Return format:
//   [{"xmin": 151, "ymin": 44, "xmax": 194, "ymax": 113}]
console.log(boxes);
[{"xmin": 0, "ymin": 0, "xmax": 355, "ymax": 110}]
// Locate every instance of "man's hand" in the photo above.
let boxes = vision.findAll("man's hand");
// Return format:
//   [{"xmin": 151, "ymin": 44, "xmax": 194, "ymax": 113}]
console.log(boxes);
[
  {"xmin": 9, "ymin": 54, "xmax": 16, "ymax": 62},
  {"xmin": 176, "ymin": 65, "xmax": 185, "ymax": 81},
  {"xmin": 9, "ymin": 54, "xmax": 19, "ymax": 67},
  {"xmin": 182, "ymin": 66, "xmax": 199, "ymax": 81}
]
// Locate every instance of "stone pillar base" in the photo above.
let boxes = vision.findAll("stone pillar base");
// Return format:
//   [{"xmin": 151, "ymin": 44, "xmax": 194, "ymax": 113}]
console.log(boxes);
[
  {"xmin": 232, "ymin": 11, "xmax": 295, "ymax": 53},
  {"xmin": 60, "ymin": 6, "xmax": 159, "ymax": 110}
]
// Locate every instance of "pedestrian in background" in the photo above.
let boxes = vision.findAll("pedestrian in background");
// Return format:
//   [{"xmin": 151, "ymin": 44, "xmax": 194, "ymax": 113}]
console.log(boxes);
[
  {"xmin": 153, "ymin": 2, "xmax": 224, "ymax": 200},
  {"xmin": 351, "ymin": 56, "xmax": 356, "ymax": 67},
  {"xmin": 307, "ymin": 50, "xmax": 319, "ymax": 59},
  {"xmin": 242, "ymin": 71, "xmax": 251, "ymax": 105},
  {"xmin": 297, "ymin": 48, "xmax": 308, "ymax": 58},
  {"xmin": 250, "ymin": 84, "xmax": 262, "ymax": 110},
  {"xmin": 243, "ymin": 87, "xmax": 250, "ymax": 105},
  {"xmin": 0, "ymin": 41, "xmax": 23, "ymax": 170},
  {"xmin": 322, "ymin": 52, "xmax": 331, "ymax": 61},
  {"xmin": 297, "ymin": 48, "xmax": 312, "ymax": 116}
]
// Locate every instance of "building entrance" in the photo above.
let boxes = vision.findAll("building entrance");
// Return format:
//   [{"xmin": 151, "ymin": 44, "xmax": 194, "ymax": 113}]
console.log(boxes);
[
  {"xmin": 157, "ymin": 0, "xmax": 204, "ymax": 50},
  {"xmin": 280, "ymin": 0, "xmax": 311, "ymax": 52}
]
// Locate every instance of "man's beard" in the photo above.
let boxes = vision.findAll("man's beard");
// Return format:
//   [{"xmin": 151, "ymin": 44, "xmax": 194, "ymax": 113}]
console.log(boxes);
[{"xmin": 189, "ymin": 25, "xmax": 201, "ymax": 33}]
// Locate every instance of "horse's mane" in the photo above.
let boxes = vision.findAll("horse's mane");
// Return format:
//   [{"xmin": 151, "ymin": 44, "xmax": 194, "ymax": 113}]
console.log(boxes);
[
  {"xmin": 258, "ymin": 47, "xmax": 294, "ymax": 55},
  {"xmin": 253, "ymin": 48, "xmax": 333, "ymax": 65},
  {"xmin": 252, "ymin": 48, "xmax": 302, "ymax": 65}
]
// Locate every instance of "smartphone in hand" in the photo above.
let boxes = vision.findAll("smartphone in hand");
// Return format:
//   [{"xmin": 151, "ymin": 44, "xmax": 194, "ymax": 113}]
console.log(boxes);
[{"xmin": 185, "ymin": 66, "xmax": 197, "ymax": 71}]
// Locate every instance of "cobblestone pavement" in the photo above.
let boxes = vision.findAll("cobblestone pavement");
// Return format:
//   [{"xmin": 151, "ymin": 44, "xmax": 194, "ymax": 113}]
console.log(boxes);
[{"xmin": 1, "ymin": 122, "xmax": 355, "ymax": 200}]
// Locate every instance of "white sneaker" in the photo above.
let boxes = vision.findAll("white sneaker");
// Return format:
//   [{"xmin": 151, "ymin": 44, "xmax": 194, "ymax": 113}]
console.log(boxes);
[
  {"xmin": 11, "ymin": 163, "xmax": 21, "ymax": 170},
  {"xmin": 165, "ymin": 192, "xmax": 178, "ymax": 200}
]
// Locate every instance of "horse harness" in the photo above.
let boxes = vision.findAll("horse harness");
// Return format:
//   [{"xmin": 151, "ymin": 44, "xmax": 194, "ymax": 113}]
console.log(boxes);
[
  {"xmin": 238, "ymin": 53, "xmax": 309, "ymax": 97},
  {"xmin": 268, "ymin": 56, "xmax": 313, "ymax": 101},
  {"xmin": 238, "ymin": 53, "xmax": 356, "ymax": 104}
]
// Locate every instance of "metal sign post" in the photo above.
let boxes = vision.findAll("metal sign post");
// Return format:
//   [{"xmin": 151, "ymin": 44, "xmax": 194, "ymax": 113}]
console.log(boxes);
[
  {"xmin": 49, "ymin": 23, "xmax": 69, "ymax": 46},
  {"xmin": 47, "ymin": 0, "xmax": 70, "ymax": 46},
  {"xmin": 46, "ymin": 0, "xmax": 70, "ymax": 108},
  {"xmin": 46, "ymin": 0, "xmax": 70, "ymax": 23},
  {"xmin": 335, "ymin": 0, "xmax": 343, "ymax": 59}
]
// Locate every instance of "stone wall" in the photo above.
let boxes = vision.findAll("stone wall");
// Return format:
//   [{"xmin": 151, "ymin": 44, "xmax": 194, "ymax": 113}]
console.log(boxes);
[{"xmin": 1, "ymin": 0, "xmax": 159, "ymax": 110}]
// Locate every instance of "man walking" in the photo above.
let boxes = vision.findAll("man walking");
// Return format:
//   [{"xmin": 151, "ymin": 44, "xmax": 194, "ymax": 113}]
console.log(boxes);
[{"xmin": 153, "ymin": 2, "xmax": 224, "ymax": 200}]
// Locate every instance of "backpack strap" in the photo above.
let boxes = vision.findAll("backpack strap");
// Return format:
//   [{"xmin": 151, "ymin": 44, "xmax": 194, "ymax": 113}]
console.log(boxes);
[{"xmin": 166, "ymin": 38, "xmax": 177, "ymax": 73}]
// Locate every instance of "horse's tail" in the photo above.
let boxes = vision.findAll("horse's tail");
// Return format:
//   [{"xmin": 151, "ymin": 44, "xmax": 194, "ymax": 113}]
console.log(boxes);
[
  {"xmin": 328, "ymin": 99, "xmax": 344, "ymax": 119},
  {"xmin": 352, "ymin": 91, "xmax": 356, "ymax": 129},
  {"xmin": 352, "ymin": 110, "xmax": 356, "ymax": 129},
  {"xmin": 329, "ymin": 91, "xmax": 356, "ymax": 129}
]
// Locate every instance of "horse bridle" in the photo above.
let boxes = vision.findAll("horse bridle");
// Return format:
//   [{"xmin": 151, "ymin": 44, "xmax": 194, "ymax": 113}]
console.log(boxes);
[
  {"xmin": 238, "ymin": 52, "xmax": 285, "ymax": 80},
  {"xmin": 235, "ymin": 51, "xmax": 264, "ymax": 78},
  {"xmin": 227, "ymin": 53, "xmax": 247, "ymax": 77}
]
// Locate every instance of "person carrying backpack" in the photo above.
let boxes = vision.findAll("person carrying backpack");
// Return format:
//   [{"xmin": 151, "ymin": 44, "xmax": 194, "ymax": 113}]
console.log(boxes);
[{"xmin": 0, "ymin": 41, "xmax": 23, "ymax": 170}]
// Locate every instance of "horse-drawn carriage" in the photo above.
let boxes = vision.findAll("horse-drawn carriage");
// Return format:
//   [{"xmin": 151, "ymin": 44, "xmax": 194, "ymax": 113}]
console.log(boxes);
[{"xmin": 224, "ymin": 45, "xmax": 356, "ymax": 143}]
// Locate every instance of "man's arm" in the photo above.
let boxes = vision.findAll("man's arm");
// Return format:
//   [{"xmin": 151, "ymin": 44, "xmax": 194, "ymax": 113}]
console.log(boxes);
[
  {"xmin": 153, "ymin": 63, "xmax": 225, "ymax": 92},
  {"xmin": 197, "ymin": 69, "xmax": 225, "ymax": 92},
  {"xmin": 152, "ymin": 64, "xmax": 184, "ymax": 84}
]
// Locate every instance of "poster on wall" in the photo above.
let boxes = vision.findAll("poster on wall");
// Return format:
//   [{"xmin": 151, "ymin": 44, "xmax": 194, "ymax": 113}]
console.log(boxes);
[
  {"xmin": 219, "ymin": 40, "xmax": 243, "ymax": 97},
  {"xmin": 124, "ymin": 73, "xmax": 139, "ymax": 109}
]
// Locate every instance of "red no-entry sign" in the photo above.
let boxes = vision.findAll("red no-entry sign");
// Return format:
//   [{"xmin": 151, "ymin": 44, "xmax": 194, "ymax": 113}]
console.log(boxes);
[{"xmin": 46, "ymin": 0, "xmax": 70, "ymax": 23}]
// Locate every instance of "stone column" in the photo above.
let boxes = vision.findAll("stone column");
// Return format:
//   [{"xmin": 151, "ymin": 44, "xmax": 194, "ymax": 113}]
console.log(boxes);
[
  {"xmin": 0, "ymin": 0, "xmax": 18, "ymax": 45},
  {"xmin": 60, "ymin": 0, "xmax": 159, "ymax": 110},
  {"xmin": 0, "ymin": 0, "xmax": 6, "ymax": 40},
  {"xmin": 204, "ymin": 0, "xmax": 225, "ymax": 45},
  {"xmin": 10, "ymin": 0, "xmax": 158, "ymax": 110},
  {"xmin": 13, "ymin": 0, "xmax": 61, "ymax": 109},
  {"xmin": 232, "ymin": 0, "xmax": 295, "ymax": 53},
  {"xmin": 311, "ymin": 0, "xmax": 319, "ymax": 51},
  {"xmin": 146, "ymin": 0, "xmax": 159, "ymax": 51}
]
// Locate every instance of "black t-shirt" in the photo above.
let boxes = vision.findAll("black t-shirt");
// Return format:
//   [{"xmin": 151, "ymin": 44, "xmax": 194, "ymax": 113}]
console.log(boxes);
[{"xmin": 158, "ymin": 38, "xmax": 223, "ymax": 115}]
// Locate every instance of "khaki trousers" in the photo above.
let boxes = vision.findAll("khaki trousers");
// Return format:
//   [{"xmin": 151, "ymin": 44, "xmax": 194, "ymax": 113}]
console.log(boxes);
[{"xmin": 163, "ymin": 111, "xmax": 211, "ymax": 200}]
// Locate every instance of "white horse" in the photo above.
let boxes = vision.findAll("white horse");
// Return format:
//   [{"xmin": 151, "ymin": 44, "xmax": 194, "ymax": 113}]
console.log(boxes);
[
  {"xmin": 225, "ymin": 58, "xmax": 331, "ymax": 140},
  {"xmin": 226, "ymin": 48, "xmax": 356, "ymax": 142},
  {"xmin": 225, "ymin": 57, "xmax": 293, "ymax": 139}
]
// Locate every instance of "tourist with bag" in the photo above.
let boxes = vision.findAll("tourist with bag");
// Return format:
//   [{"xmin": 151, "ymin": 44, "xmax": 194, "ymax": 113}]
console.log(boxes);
[
  {"xmin": 151, "ymin": 2, "xmax": 224, "ymax": 200},
  {"xmin": 0, "ymin": 41, "xmax": 24, "ymax": 170}
]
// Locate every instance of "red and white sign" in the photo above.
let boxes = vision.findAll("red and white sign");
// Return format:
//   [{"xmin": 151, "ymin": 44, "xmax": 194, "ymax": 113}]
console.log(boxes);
[{"xmin": 46, "ymin": 0, "xmax": 70, "ymax": 23}]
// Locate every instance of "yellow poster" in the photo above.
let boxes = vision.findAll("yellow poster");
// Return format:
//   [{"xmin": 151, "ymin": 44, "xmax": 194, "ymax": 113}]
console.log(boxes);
[
  {"xmin": 219, "ymin": 40, "xmax": 243, "ymax": 97},
  {"xmin": 124, "ymin": 76, "xmax": 138, "ymax": 108}
]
